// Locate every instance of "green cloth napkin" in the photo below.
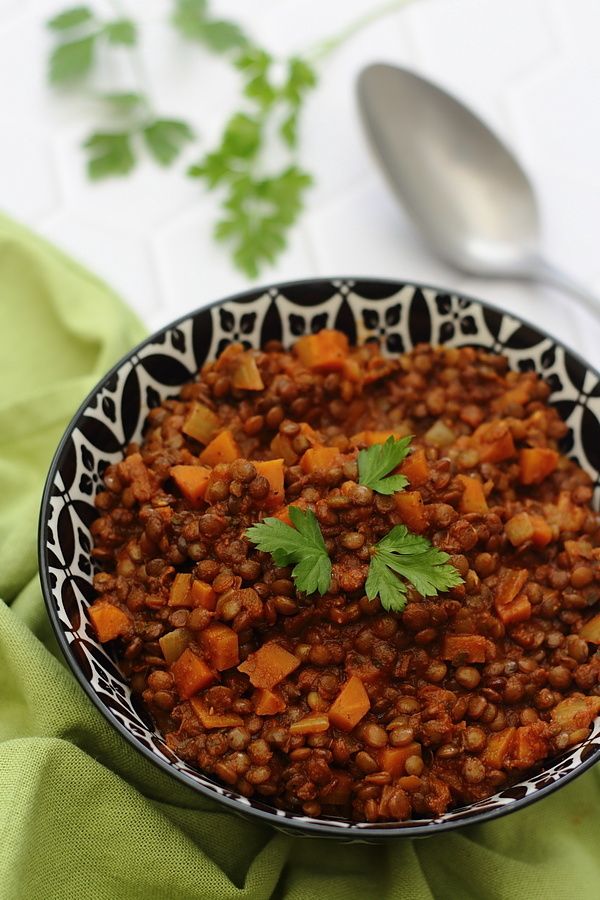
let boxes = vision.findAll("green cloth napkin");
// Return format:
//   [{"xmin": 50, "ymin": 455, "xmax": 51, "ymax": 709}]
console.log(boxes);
[{"xmin": 0, "ymin": 211, "xmax": 599, "ymax": 900}]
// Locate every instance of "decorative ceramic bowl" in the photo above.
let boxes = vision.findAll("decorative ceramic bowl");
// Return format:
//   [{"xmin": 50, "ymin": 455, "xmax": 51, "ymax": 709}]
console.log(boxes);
[{"xmin": 39, "ymin": 278, "xmax": 600, "ymax": 839}]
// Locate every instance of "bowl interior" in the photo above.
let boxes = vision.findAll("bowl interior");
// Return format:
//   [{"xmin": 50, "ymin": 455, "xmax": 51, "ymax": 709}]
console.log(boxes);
[{"xmin": 40, "ymin": 278, "xmax": 600, "ymax": 838}]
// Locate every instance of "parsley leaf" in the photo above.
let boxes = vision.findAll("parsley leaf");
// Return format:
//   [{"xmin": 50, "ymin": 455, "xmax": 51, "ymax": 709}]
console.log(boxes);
[
  {"xmin": 104, "ymin": 19, "xmax": 137, "ymax": 46},
  {"xmin": 48, "ymin": 6, "xmax": 94, "ymax": 30},
  {"xmin": 102, "ymin": 91, "xmax": 145, "ymax": 111},
  {"xmin": 84, "ymin": 131, "xmax": 135, "ymax": 179},
  {"xmin": 49, "ymin": 34, "xmax": 96, "ymax": 82},
  {"xmin": 246, "ymin": 507, "xmax": 332, "ymax": 596},
  {"xmin": 212, "ymin": 166, "xmax": 312, "ymax": 278},
  {"xmin": 172, "ymin": 0, "xmax": 248, "ymax": 51},
  {"xmin": 143, "ymin": 118, "xmax": 195, "ymax": 165},
  {"xmin": 366, "ymin": 525, "xmax": 463, "ymax": 612},
  {"xmin": 358, "ymin": 435, "xmax": 413, "ymax": 495}
]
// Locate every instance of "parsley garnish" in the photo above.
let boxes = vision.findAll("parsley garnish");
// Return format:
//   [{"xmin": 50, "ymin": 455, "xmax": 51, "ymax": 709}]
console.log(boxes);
[
  {"xmin": 366, "ymin": 526, "xmax": 463, "ymax": 612},
  {"xmin": 358, "ymin": 435, "xmax": 413, "ymax": 495},
  {"xmin": 246, "ymin": 507, "xmax": 331, "ymax": 596}
]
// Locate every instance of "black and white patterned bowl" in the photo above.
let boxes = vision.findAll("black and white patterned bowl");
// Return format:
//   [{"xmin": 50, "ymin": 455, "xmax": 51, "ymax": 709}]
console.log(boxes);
[{"xmin": 39, "ymin": 278, "xmax": 600, "ymax": 840}]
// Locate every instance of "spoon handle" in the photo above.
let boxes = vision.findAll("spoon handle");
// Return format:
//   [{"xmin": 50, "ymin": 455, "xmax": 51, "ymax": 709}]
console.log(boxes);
[{"xmin": 528, "ymin": 256, "xmax": 600, "ymax": 319}]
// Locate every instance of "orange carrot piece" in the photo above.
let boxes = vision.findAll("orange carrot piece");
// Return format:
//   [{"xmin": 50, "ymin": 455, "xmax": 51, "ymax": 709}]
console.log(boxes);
[
  {"xmin": 300, "ymin": 446, "xmax": 341, "ymax": 473},
  {"xmin": 169, "ymin": 573, "xmax": 193, "ymax": 607},
  {"xmin": 200, "ymin": 623, "xmax": 239, "ymax": 671},
  {"xmin": 519, "ymin": 448, "xmax": 559, "ymax": 485},
  {"xmin": 253, "ymin": 688, "xmax": 287, "ymax": 716},
  {"xmin": 378, "ymin": 743, "xmax": 422, "ymax": 778},
  {"xmin": 441, "ymin": 634, "xmax": 488, "ymax": 664},
  {"xmin": 495, "ymin": 593, "xmax": 532, "ymax": 626},
  {"xmin": 190, "ymin": 579, "xmax": 217, "ymax": 611},
  {"xmin": 238, "ymin": 642, "xmax": 300, "ymax": 690},
  {"xmin": 328, "ymin": 675, "xmax": 371, "ymax": 732},
  {"xmin": 295, "ymin": 329, "xmax": 349, "ymax": 373},
  {"xmin": 88, "ymin": 600, "xmax": 132, "ymax": 643},
  {"xmin": 182, "ymin": 403, "xmax": 220, "ymax": 444},
  {"xmin": 456, "ymin": 475, "xmax": 488, "ymax": 515},
  {"xmin": 473, "ymin": 422, "xmax": 516, "ymax": 464},
  {"xmin": 171, "ymin": 648, "xmax": 216, "ymax": 699},
  {"xmin": 230, "ymin": 351, "xmax": 265, "ymax": 391},
  {"xmin": 351, "ymin": 429, "xmax": 409, "ymax": 446},
  {"xmin": 254, "ymin": 459, "xmax": 285, "ymax": 508},
  {"xmin": 198, "ymin": 430, "xmax": 240, "ymax": 466},
  {"xmin": 320, "ymin": 772, "xmax": 353, "ymax": 805},
  {"xmin": 510, "ymin": 725, "xmax": 550, "ymax": 769},
  {"xmin": 481, "ymin": 728, "xmax": 517, "ymax": 768},
  {"xmin": 170, "ymin": 465, "xmax": 211, "ymax": 505},
  {"xmin": 495, "ymin": 569, "xmax": 528, "ymax": 607},
  {"xmin": 400, "ymin": 448, "xmax": 430, "ymax": 487},
  {"xmin": 289, "ymin": 714, "xmax": 330, "ymax": 735},
  {"xmin": 394, "ymin": 491, "xmax": 428, "ymax": 533},
  {"xmin": 530, "ymin": 514, "xmax": 553, "ymax": 548},
  {"xmin": 493, "ymin": 382, "xmax": 532, "ymax": 411},
  {"xmin": 190, "ymin": 697, "xmax": 243, "ymax": 729}
]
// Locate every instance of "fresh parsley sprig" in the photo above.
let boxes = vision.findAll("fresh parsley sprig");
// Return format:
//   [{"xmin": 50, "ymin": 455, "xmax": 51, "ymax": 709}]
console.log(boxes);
[
  {"xmin": 47, "ymin": 5, "xmax": 195, "ymax": 178},
  {"xmin": 246, "ymin": 507, "xmax": 331, "ymax": 596},
  {"xmin": 183, "ymin": 36, "xmax": 316, "ymax": 277},
  {"xmin": 366, "ymin": 525, "xmax": 463, "ymax": 612},
  {"xmin": 358, "ymin": 435, "xmax": 413, "ymax": 494}
]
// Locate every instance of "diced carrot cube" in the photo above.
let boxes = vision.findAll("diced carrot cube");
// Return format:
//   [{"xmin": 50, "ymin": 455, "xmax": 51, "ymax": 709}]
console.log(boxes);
[
  {"xmin": 493, "ymin": 382, "xmax": 532, "ymax": 411},
  {"xmin": 530, "ymin": 514, "xmax": 553, "ymax": 548},
  {"xmin": 190, "ymin": 697, "xmax": 243, "ymax": 729},
  {"xmin": 441, "ymin": 634, "xmax": 488, "ymax": 664},
  {"xmin": 238, "ymin": 642, "xmax": 300, "ymax": 690},
  {"xmin": 198, "ymin": 430, "xmax": 240, "ymax": 467},
  {"xmin": 320, "ymin": 772, "xmax": 353, "ymax": 805},
  {"xmin": 580, "ymin": 614, "xmax": 600, "ymax": 644},
  {"xmin": 473, "ymin": 422, "xmax": 516, "ymax": 463},
  {"xmin": 190, "ymin": 580, "xmax": 217, "ymax": 611},
  {"xmin": 351, "ymin": 429, "xmax": 409, "ymax": 446},
  {"xmin": 399, "ymin": 449, "xmax": 429, "ymax": 487},
  {"xmin": 254, "ymin": 459, "xmax": 285, "ymax": 509},
  {"xmin": 171, "ymin": 648, "xmax": 216, "ymax": 699},
  {"xmin": 378, "ymin": 743, "xmax": 422, "ymax": 778},
  {"xmin": 300, "ymin": 446, "xmax": 341, "ymax": 473},
  {"xmin": 328, "ymin": 675, "xmax": 371, "ymax": 732},
  {"xmin": 481, "ymin": 727, "xmax": 517, "ymax": 769},
  {"xmin": 170, "ymin": 465, "xmax": 211, "ymax": 505},
  {"xmin": 200, "ymin": 623, "xmax": 239, "ymax": 671},
  {"xmin": 394, "ymin": 490, "xmax": 428, "ymax": 533},
  {"xmin": 182, "ymin": 403, "xmax": 220, "ymax": 444},
  {"xmin": 88, "ymin": 600, "xmax": 132, "ymax": 643},
  {"xmin": 519, "ymin": 448, "xmax": 559, "ymax": 485},
  {"xmin": 295, "ymin": 330, "xmax": 349, "ymax": 373},
  {"xmin": 495, "ymin": 569, "xmax": 529, "ymax": 607},
  {"xmin": 456, "ymin": 475, "xmax": 488, "ymax": 515},
  {"xmin": 289, "ymin": 714, "xmax": 330, "ymax": 734},
  {"xmin": 495, "ymin": 593, "xmax": 532, "ymax": 626},
  {"xmin": 169, "ymin": 573, "xmax": 193, "ymax": 607},
  {"xmin": 253, "ymin": 688, "xmax": 286, "ymax": 716}
]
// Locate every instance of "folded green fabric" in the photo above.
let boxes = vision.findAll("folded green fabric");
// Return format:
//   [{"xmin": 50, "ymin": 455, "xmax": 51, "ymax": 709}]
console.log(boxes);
[{"xmin": 0, "ymin": 211, "xmax": 598, "ymax": 900}]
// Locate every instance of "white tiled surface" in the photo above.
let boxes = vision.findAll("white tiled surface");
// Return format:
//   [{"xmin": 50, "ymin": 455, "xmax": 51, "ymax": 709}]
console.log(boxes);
[{"xmin": 1, "ymin": 0, "xmax": 599, "ymax": 364}]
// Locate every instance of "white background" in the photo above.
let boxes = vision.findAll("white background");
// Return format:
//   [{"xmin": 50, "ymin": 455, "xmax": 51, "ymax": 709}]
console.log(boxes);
[{"xmin": 1, "ymin": 0, "xmax": 600, "ymax": 365}]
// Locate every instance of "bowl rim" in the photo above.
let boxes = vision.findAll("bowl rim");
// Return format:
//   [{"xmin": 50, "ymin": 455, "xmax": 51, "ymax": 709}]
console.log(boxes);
[{"xmin": 38, "ymin": 275, "xmax": 600, "ymax": 839}]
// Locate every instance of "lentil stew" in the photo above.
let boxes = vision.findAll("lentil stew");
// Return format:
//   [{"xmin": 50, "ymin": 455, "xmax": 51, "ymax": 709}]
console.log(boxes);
[{"xmin": 88, "ymin": 331, "xmax": 600, "ymax": 823}]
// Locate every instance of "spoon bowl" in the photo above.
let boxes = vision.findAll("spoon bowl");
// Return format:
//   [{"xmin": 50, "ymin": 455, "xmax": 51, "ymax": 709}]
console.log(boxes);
[{"xmin": 357, "ymin": 63, "xmax": 599, "ymax": 315}]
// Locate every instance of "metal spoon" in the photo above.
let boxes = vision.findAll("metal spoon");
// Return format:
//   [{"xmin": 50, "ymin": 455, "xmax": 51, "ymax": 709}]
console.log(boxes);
[{"xmin": 357, "ymin": 63, "xmax": 600, "ymax": 317}]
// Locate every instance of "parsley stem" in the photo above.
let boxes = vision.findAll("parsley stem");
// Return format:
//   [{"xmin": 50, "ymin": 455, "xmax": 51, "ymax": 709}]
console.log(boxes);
[{"xmin": 309, "ymin": 0, "xmax": 415, "ymax": 63}]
